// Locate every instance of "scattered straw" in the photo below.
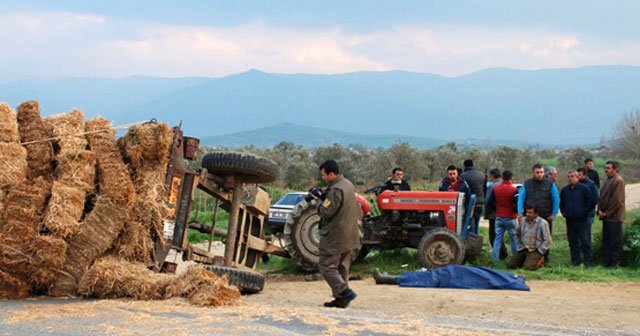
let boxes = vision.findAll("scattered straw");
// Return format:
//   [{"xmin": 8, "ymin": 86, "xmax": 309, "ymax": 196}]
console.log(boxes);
[
  {"xmin": 0, "ymin": 143, "xmax": 27, "ymax": 188},
  {"xmin": 44, "ymin": 109, "xmax": 87, "ymax": 154},
  {"xmin": 77, "ymin": 256, "xmax": 173, "ymax": 300},
  {"xmin": 43, "ymin": 182, "xmax": 86, "ymax": 239},
  {"xmin": 164, "ymin": 267, "xmax": 241, "ymax": 306},
  {"xmin": 0, "ymin": 102, "xmax": 20, "ymax": 143},
  {"xmin": 16, "ymin": 100, "xmax": 53, "ymax": 179}
]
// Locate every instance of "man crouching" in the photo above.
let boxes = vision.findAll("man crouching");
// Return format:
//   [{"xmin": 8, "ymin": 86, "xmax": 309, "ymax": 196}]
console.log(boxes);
[
  {"xmin": 508, "ymin": 205, "xmax": 552, "ymax": 270},
  {"xmin": 314, "ymin": 159, "xmax": 361, "ymax": 308}
]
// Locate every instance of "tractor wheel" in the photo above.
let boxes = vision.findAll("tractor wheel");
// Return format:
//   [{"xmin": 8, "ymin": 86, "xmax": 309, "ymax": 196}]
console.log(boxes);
[
  {"xmin": 283, "ymin": 200, "xmax": 321, "ymax": 272},
  {"xmin": 417, "ymin": 228, "xmax": 465, "ymax": 269},
  {"xmin": 204, "ymin": 265, "xmax": 265, "ymax": 293},
  {"xmin": 201, "ymin": 151, "xmax": 279, "ymax": 183}
]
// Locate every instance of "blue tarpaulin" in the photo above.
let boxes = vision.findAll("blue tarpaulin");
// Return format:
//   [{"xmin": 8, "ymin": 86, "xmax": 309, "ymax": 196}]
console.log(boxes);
[{"xmin": 396, "ymin": 265, "xmax": 530, "ymax": 291}]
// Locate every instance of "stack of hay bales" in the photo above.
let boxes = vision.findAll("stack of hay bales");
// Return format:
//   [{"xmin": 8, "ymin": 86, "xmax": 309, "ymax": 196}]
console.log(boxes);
[
  {"xmin": 112, "ymin": 122, "xmax": 174, "ymax": 263},
  {"xmin": 0, "ymin": 100, "xmax": 241, "ymax": 306}
]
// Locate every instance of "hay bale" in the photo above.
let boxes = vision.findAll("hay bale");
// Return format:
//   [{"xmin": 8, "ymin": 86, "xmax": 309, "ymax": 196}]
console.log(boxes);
[
  {"xmin": 85, "ymin": 118, "xmax": 136, "ymax": 209},
  {"xmin": 111, "ymin": 166, "xmax": 169, "ymax": 263},
  {"xmin": 44, "ymin": 109, "xmax": 87, "ymax": 154},
  {"xmin": 77, "ymin": 256, "xmax": 172, "ymax": 300},
  {"xmin": 0, "ymin": 102, "xmax": 19, "ymax": 143},
  {"xmin": 0, "ymin": 235, "xmax": 67, "ymax": 291},
  {"xmin": 49, "ymin": 196, "xmax": 128, "ymax": 297},
  {"xmin": 0, "ymin": 177, "xmax": 51, "ymax": 237},
  {"xmin": 0, "ymin": 143, "xmax": 27, "ymax": 188},
  {"xmin": 119, "ymin": 122, "xmax": 173, "ymax": 168},
  {"xmin": 164, "ymin": 267, "xmax": 241, "ymax": 306},
  {"xmin": 55, "ymin": 150, "xmax": 96, "ymax": 192},
  {"xmin": 16, "ymin": 100, "xmax": 54, "ymax": 179},
  {"xmin": 0, "ymin": 270, "xmax": 30, "ymax": 299},
  {"xmin": 43, "ymin": 182, "xmax": 86, "ymax": 239}
]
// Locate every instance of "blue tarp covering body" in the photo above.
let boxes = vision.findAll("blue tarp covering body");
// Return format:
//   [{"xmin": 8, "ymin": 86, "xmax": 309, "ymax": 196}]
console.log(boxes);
[{"xmin": 397, "ymin": 265, "xmax": 530, "ymax": 291}]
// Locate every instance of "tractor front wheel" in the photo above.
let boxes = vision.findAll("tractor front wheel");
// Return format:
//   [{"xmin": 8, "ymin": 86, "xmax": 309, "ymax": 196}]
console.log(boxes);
[{"xmin": 417, "ymin": 228, "xmax": 465, "ymax": 268}]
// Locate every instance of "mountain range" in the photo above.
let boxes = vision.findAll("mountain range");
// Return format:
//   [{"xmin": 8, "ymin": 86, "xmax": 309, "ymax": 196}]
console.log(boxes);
[{"xmin": 1, "ymin": 65, "xmax": 639, "ymax": 148}]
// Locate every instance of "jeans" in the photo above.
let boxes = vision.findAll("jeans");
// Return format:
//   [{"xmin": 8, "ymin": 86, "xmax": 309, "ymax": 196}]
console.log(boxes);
[
  {"xmin": 493, "ymin": 217, "xmax": 517, "ymax": 261},
  {"xmin": 469, "ymin": 206, "xmax": 482, "ymax": 235}
]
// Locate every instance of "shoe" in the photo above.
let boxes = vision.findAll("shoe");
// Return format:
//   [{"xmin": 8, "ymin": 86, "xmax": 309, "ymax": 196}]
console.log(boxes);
[
  {"xmin": 373, "ymin": 268, "xmax": 397, "ymax": 285},
  {"xmin": 335, "ymin": 288, "xmax": 357, "ymax": 308},
  {"xmin": 324, "ymin": 299, "xmax": 341, "ymax": 308},
  {"xmin": 585, "ymin": 262, "xmax": 593, "ymax": 268},
  {"xmin": 571, "ymin": 261, "xmax": 580, "ymax": 267}
]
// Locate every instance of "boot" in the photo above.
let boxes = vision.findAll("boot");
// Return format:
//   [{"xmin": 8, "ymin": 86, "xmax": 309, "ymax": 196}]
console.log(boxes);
[{"xmin": 372, "ymin": 268, "xmax": 397, "ymax": 285}]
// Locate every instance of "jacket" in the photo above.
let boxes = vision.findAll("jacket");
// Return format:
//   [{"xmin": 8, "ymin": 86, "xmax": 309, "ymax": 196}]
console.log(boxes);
[
  {"xmin": 439, "ymin": 177, "xmax": 471, "ymax": 204},
  {"xmin": 560, "ymin": 183, "xmax": 593, "ymax": 220},
  {"xmin": 484, "ymin": 178, "xmax": 502, "ymax": 219},
  {"xmin": 487, "ymin": 180, "xmax": 518, "ymax": 219},
  {"xmin": 587, "ymin": 169, "xmax": 600, "ymax": 189},
  {"xmin": 516, "ymin": 216, "xmax": 552, "ymax": 255},
  {"xmin": 461, "ymin": 167, "xmax": 486, "ymax": 205},
  {"xmin": 598, "ymin": 174, "xmax": 625, "ymax": 222},
  {"xmin": 517, "ymin": 178, "xmax": 559, "ymax": 218},
  {"xmin": 317, "ymin": 175, "xmax": 362, "ymax": 255},
  {"xmin": 579, "ymin": 178, "xmax": 599, "ymax": 216}
]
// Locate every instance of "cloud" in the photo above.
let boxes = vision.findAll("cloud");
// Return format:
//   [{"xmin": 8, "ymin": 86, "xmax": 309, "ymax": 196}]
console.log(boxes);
[{"xmin": 0, "ymin": 10, "xmax": 638, "ymax": 81}]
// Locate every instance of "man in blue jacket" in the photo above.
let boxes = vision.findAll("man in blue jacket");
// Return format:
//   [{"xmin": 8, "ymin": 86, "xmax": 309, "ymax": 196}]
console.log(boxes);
[
  {"xmin": 439, "ymin": 165, "xmax": 471, "ymax": 202},
  {"xmin": 560, "ymin": 170, "xmax": 594, "ymax": 267},
  {"xmin": 518, "ymin": 163, "xmax": 559, "ymax": 263}
]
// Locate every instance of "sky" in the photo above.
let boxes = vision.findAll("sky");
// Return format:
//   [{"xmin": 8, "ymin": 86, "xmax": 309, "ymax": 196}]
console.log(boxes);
[{"xmin": 1, "ymin": 1, "xmax": 639, "ymax": 82}]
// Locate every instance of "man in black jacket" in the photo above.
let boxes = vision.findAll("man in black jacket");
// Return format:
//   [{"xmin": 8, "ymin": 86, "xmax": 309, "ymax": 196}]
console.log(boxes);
[
  {"xmin": 560, "ymin": 170, "xmax": 594, "ymax": 267},
  {"xmin": 461, "ymin": 159, "xmax": 486, "ymax": 235},
  {"xmin": 384, "ymin": 167, "xmax": 411, "ymax": 191},
  {"xmin": 584, "ymin": 158, "xmax": 600, "ymax": 189}
]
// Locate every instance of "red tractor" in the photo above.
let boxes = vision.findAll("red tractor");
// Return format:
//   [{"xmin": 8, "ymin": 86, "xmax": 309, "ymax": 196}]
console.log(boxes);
[{"xmin": 283, "ymin": 181, "xmax": 483, "ymax": 272}]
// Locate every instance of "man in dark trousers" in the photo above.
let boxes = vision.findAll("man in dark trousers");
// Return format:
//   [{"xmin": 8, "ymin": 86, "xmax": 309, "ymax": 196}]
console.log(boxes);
[
  {"xmin": 517, "ymin": 163, "xmax": 559, "ymax": 263},
  {"xmin": 598, "ymin": 160, "xmax": 626, "ymax": 268},
  {"xmin": 577, "ymin": 167, "xmax": 600, "ymax": 243},
  {"xmin": 485, "ymin": 168, "xmax": 507, "ymax": 260},
  {"xmin": 314, "ymin": 160, "xmax": 361, "ymax": 308},
  {"xmin": 560, "ymin": 170, "xmax": 594, "ymax": 267},
  {"xmin": 461, "ymin": 159, "xmax": 486, "ymax": 235},
  {"xmin": 384, "ymin": 167, "xmax": 411, "ymax": 191},
  {"xmin": 584, "ymin": 158, "xmax": 600, "ymax": 189}
]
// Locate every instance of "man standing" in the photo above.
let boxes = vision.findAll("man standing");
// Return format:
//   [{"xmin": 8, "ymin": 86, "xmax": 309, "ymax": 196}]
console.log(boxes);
[
  {"xmin": 544, "ymin": 166, "xmax": 558, "ymax": 183},
  {"xmin": 439, "ymin": 165, "xmax": 471, "ymax": 202},
  {"xmin": 584, "ymin": 158, "xmax": 601, "ymax": 189},
  {"xmin": 507, "ymin": 205, "xmax": 552, "ymax": 270},
  {"xmin": 461, "ymin": 159, "xmax": 486, "ymax": 235},
  {"xmin": 560, "ymin": 170, "xmax": 594, "ymax": 267},
  {"xmin": 598, "ymin": 160, "xmax": 626, "ymax": 268},
  {"xmin": 384, "ymin": 167, "xmax": 411, "ymax": 191},
  {"xmin": 517, "ymin": 163, "xmax": 559, "ymax": 262},
  {"xmin": 315, "ymin": 160, "xmax": 361, "ymax": 308},
  {"xmin": 485, "ymin": 168, "xmax": 507, "ymax": 260},
  {"xmin": 577, "ymin": 167, "xmax": 600, "ymax": 242},
  {"xmin": 487, "ymin": 170, "xmax": 518, "ymax": 261}
]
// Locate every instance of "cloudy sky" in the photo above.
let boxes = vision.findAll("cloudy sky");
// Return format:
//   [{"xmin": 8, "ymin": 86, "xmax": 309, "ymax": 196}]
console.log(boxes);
[{"xmin": 1, "ymin": 1, "xmax": 639, "ymax": 82}]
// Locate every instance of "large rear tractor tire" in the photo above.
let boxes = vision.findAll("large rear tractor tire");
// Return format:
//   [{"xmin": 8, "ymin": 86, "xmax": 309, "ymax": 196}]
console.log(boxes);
[
  {"xmin": 283, "ymin": 200, "xmax": 321, "ymax": 272},
  {"xmin": 417, "ymin": 228, "xmax": 465, "ymax": 269},
  {"xmin": 201, "ymin": 151, "xmax": 279, "ymax": 183},
  {"xmin": 204, "ymin": 265, "xmax": 265, "ymax": 293}
]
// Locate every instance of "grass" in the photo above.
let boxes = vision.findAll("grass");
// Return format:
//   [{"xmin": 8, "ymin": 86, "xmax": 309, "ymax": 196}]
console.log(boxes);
[{"xmin": 257, "ymin": 213, "xmax": 640, "ymax": 282}]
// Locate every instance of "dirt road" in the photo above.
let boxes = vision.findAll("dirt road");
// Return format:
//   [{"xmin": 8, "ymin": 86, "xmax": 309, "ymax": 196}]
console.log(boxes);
[{"xmin": 2, "ymin": 276, "xmax": 639, "ymax": 335}]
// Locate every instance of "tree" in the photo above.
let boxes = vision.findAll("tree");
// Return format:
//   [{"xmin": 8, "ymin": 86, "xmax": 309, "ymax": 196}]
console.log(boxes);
[{"xmin": 612, "ymin": 110, "xmax": 640, "ymax": 159}]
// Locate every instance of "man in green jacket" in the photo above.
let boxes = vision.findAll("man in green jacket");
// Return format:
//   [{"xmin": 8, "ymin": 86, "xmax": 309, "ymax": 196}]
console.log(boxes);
[{"xmin": 314, "ymin": 159, "xmax": 361, "ymax": 309}]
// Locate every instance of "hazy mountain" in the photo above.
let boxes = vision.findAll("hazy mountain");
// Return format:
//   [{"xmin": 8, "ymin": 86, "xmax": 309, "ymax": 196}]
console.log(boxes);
[
  {"xmin": 201, "ymin": 122, "xmax": 537, "ymax": 149},
  {"xmin": 1, "ymin": 66, "xmax": 639, "ymax": 146}
]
